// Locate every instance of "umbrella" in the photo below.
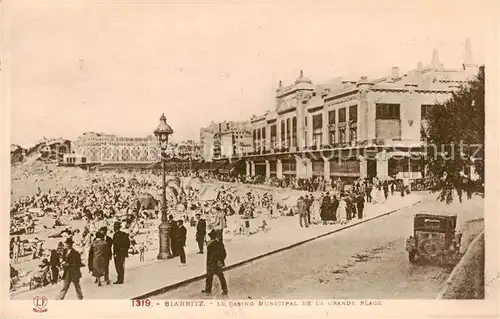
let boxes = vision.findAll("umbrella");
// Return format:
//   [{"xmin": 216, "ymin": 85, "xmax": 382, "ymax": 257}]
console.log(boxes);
[{"xmin": 138, "ymin": 193, "xmax": 158, "ymax": 210}]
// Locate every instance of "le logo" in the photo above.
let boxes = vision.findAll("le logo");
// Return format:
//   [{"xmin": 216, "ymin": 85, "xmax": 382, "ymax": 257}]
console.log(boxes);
[{"xmin": 33, "ymin": 296, "xmax": 48, "ymax": 313}]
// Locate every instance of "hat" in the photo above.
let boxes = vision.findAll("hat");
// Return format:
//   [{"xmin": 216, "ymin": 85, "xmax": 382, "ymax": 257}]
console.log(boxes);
[
  {"xmin": 99, "ymin": 226, "xmax": 108, "ymax": 231},
  {"xmin": 113, "ymin": 221, "xmax": 121, "ymax": 228},
  {"xmin": 65, "ymin": 237, "xmax": 74, "ymax": 245}
]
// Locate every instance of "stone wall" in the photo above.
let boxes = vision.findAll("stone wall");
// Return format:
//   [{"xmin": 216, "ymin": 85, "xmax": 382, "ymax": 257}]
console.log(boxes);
[{"xmin": 437, "ymin": 231, "xmax": 485, "ymax": 299}]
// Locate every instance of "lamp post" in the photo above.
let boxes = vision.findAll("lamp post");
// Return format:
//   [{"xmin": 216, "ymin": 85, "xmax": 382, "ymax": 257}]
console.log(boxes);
[{"xmin": 154, "ymin": 113, "xmax": 174, "ymax": 260}]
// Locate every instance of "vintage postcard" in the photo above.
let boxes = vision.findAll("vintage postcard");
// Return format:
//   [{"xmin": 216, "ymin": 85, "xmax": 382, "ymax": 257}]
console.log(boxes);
[{"xmin": 1, "ymin": 0, "xmax": 499, "ymax": 318}]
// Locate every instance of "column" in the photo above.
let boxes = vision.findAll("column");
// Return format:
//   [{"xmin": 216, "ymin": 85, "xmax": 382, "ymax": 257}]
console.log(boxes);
[
  {"xmin": 261, "ymin": 127, "xmax": 265, "ymax": 153},
  {"xmin": 282, "ymin": 119, "xmax": 290, "ymax": 148},
  {"xmin": 295, "ymin": 156, "xmax": 303, "ymax": 178},
  {"xmin": 297, "ymin": 105, "xmax": 305, "ymax": 151},
  {"xmin": 376, "ymin": 150, "xmax": 388, "ymax": 178},
  {"xmin": 322, "ymin": 110, "xmax": 328, "ymax": 148},
  {"xmin": 245, "ymin": 161, "xmax": 250, "ymax": 177},
  {"xmin": 307, "ymin": 114, "xmax": 313, "ymax": 148},
  {"xmin": 250, "ymin": 161, "xmax": 256, "ymax": 177},
  {"xmin": 323, "ymin": 157, "xmax": 331, "ymax": 181},
  {"xmin": 265, "ymin": 125, "xmax": 271, "ymax": 153},
  {"xmin": 306, "ymin": 159, "xmax": 313, "ymax": 179},
  {"xmin": 359, "ymin": 156, "xmax": 367, "ymax": 179},
  {"xmin": 277, "ymin": 120, "xmax": 282, "ymax": 150},
  {"xmin": 345, "ymin": 105, "xmax": 350, "ymax": 144},
  {"xmin": 276, "ymin": 159, "xmax": 283, "ymax": 179},
  {"xmin": 265, "ymin": 160, "xmax": 271, "ymax": 179}
]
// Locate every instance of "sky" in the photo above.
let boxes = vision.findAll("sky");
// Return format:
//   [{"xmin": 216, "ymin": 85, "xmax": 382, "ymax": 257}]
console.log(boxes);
[{"xmin": 4, "ymin": 0, "xmax": 497, "ymax": 147}]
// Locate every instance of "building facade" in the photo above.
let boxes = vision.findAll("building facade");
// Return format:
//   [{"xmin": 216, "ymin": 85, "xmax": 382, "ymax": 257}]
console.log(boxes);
[
  {"xmin": 245, "ymin": 40, "xmax": 479, "ymax": 182},
  {"xmin": 72, "ymin": 132, "xmax": 161, "ymax": 164},
  {"xmin": 200, "ymin": 120, "xmax": 252, "ymax": 161}
]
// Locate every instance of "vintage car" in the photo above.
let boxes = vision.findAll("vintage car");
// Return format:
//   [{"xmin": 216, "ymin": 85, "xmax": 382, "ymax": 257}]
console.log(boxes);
[{"xmin": 406, "ymin": 212, "xmax": 462, "ymax": 265}]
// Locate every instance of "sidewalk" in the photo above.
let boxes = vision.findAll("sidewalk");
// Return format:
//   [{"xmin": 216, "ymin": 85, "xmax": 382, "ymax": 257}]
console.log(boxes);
[{"xmin": 11, "ymin": 193, "xmax": 421, "ymax": 300}]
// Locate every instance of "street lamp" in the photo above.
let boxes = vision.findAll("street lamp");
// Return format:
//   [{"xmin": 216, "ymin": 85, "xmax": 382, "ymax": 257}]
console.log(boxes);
[{"xmin": 154, "ymin": 113, "xmax": 174, "ymax": 260}]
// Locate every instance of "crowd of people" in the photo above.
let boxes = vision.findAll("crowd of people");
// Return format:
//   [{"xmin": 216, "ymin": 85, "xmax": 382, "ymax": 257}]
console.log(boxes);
[
  {"xmin": 10, "ymin": 165, "xmax": 413, "ymax": 298},
  {"xmin": 9, "ymin": 169, "xmax": 281, "ymax": 296}
]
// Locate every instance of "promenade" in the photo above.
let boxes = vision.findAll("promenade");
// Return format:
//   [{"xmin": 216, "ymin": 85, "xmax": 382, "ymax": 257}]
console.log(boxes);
[{"xmin": 11, "ymin": 193, "xmax": 420, "ymax": 300}]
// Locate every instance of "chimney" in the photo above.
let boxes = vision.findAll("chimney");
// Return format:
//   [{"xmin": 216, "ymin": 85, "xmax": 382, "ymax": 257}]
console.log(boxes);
[
  {"xmin": 431, "ymin": 49, "xmax": 441, "ymax": 68},
  {"xmin": 464, "ymin": 38, "xmax": 474, "ymax": 65},
  {"xmin": 391, "ymin": 67, "xmax": 399, "ymax": 79},
  {"xmin": 417, "ymin": 61, "xmax": 423, "ymax": 71}
]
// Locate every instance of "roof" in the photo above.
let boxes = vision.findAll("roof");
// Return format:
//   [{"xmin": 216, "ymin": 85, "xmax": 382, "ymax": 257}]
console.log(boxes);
[{"xmin": 414, "ymin": 211, "xmax": 457, "ymax": 218}]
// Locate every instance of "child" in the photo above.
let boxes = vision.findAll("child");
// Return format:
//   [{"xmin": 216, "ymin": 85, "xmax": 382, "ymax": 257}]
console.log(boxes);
[{"xmin": 139, "ymin": 242, "xmax": 146, "ymax": 262}]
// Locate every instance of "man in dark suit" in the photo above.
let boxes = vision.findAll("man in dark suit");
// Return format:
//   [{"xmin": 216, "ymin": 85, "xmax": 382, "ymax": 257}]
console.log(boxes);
[
  {"xmin": 112, "ymin": 221, "xmax": 130, "ymax": 284},
  {"xmin": 195, "ymin": 213, "xmax": 206, "ymax": 254},
  {"xmin": 49, "ymin": 248, "xmax": 61, "ymax": 284},
  {"xmin": 99, "ymin": 226, "xmax": 113, "ymax": 284},
  {"xmin": 177, "ymin": 220, "xmax": 187, "ymax": 266},
  {"xmin": 356, "ymin": 193, "xmax": 365, "ymax": 219},
  {"xmin": 57, "ymin": 237, "xmax": 84, "ymax": 300},
  {"xmin": 168, "ymin": 215, "xmax": 179, "ymax": 257},
  {"xmin": 201, "ymin": 229, "xmax": 228, "ymax": 295}
]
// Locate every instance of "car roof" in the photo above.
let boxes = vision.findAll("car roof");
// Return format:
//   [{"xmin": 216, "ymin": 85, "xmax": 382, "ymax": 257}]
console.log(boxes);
[{"xmin": 415, "ymin": 211, "xmax": 457, "ymax": 218}]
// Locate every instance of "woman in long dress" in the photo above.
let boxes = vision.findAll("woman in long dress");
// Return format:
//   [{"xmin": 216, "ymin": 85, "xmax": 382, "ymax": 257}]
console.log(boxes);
[
  {"xmin": 338, "ymin": 197, "xmax": 347, "ymax": 225},
  {"xmin": 88, "ymin": 231, "xmax": 109, "ymax": 286}
]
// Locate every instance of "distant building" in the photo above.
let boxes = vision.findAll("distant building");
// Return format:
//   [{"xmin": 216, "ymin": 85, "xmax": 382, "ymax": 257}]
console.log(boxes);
[
  {"xmin": 72, "ymin": 132, "xmax": 160, "ymax": 164},
  {"xmin": 200, "ymin": 120, "xmax": 252, "ymax": 161},
  {"xmin": 72, "ymin": 132, "xmax": 202, "ymax": 165}
]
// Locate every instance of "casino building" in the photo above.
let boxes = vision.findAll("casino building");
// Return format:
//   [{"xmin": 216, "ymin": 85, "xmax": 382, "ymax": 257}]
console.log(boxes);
[{"xmin": 244, "ymin": 40, "xmax": 479, "ymax": 182}]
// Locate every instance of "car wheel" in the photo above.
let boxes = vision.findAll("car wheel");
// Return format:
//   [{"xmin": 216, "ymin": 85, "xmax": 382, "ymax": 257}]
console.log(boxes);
[{"xmin": 409, "ymin": 251, "xmax": 417, "ymax": 264}]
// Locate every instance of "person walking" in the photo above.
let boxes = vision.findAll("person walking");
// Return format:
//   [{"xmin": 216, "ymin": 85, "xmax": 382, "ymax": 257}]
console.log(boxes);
[
  {"xmin": 49, "ymin": 247, "xmax": 60, "ymax": 284},
  {"xmin": 195, "ymin": 213, "xmax": 206, "ymax": 254},
  {"xmin": 214, "ymin": 207, "xmax": 227, "ymax": 241},
  {"xmin": 366, "ymin": 183, "xmax": 372, "ymax": 203},
  {"xmin": 201, "ymin": 229, "xmax": 228, "ymax": 296},
  {"xmin": 338, "ymin": 196, "xmax": 347, "ymax": 225},
  {"xmin": 297, "ymin": 196, "xmax": 308, "ymax": 228},
  {"xmin": 177, "ymin": 220, "xmax": 187, "ymax": 266},
  {"xmin": 99, "ymin": 226, "xmax": 113, "ymax": 284},
  {"xmin": 57, "ymin": 237, "xmax": 84, "ymax": 300},
  {"xmin": 305, "ymin": 195, "xmax": 312, "ymax": 225},
  {"xmin": 356, "ymin": 192, "xmax": 365, "ymax": 219},
  {"xmin": 320, "ymin": 194, "xmax": 331, "ymax": 225},
  {"xmin": 383, "ymin": 181, "xmax": 389, "ymax": 200},
  {"xmin": 112, "ymin": 221, "xmax": 130, "ymax": 284},
  {"xmin": 88, "ymin": 231, "xmax": 109, "ymax": 286}
]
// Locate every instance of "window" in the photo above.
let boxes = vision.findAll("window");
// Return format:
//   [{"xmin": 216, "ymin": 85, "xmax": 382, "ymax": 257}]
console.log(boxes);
[
  {"xmin": 292, "ymin": 117, "xmax": 297, "ymax": 147},
  {"xmin": 338, "ymin": 108, "xmax": 346, "ymax": 123},
  {"xmin": 328, "ymin": 110, "xmax": 336, "ymax": 125},
  {"xmin": 349, "ymin": 105, "xmax": 358, "ymax": 122},
  {"xmin": 280, "ymin": 120, "xmax": 285, "ymax": 146},
  {"xmin": 286, "ymin": 118, "xmax": 291, "ymax": 147},
  {"xmin": 304, "ymin": 117, "xmax": 308, "ymax": 127},
  {"xmin": 421, "ymin": 104, "xmax": 435, "ymax": 119},
  {"xmin": 312, "ymin": 114, "xmax": 323, "ymax": 130},
  {"xmin": 253, "ymin": 130, "xmax": 256, "ymax": 150},
  {"xmin": 270, "ymin": 124, "xmax": 277, "ymax": 148},
  {"xmin": 349, "ymin": 127, "xmax": 357, "ymax": 142},
  {"xmin": 329, "ymin": 131, "xmax": 336, "ymax": 145},
  {"xmin": 376, "ymin": 103, "xmax": 400, "ymax": 119},
  {"xmin": 313, "ymin": 132, "xmax": 322, "ymax": 148},
  {"xmin": 339, "ymin": 128, "xmax": 346, "ymax": 143},
  {"xmin": 262, "ymin": 127, "xmax": 266, "ymax": 151}
]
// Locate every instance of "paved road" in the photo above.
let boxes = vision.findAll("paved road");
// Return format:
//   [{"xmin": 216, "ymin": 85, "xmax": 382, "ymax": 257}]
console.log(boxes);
[{"xmin": 152, "ymin": 193, "xmax": 483, "ymax": 300}]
